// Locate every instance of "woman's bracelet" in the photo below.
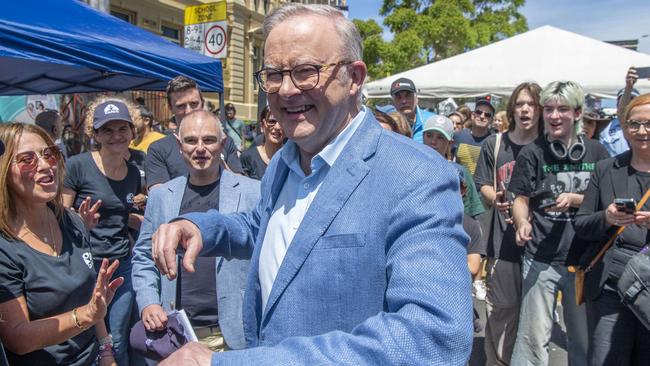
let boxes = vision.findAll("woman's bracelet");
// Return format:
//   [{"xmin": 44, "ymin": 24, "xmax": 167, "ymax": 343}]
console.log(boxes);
[
  {"xmin": 98, "ymin": 334, "xmax": 113, "ymax": 347},
  {"xmin": 98, "ymin": 342, "xmax": 115, "ymax": 359},
  {"xmin": 72, "ymin": 307, "xmax": 89, "ymax": 330}
]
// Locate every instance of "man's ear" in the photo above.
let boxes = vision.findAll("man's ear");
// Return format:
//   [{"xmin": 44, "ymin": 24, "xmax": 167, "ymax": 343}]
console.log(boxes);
[
  {"xmin": 574, "ymin": 107, "xmax": 583, "ymax": 122},
  {"xmin": 348, "ymin": 61, "xmax": 367, "ymax": 97}
]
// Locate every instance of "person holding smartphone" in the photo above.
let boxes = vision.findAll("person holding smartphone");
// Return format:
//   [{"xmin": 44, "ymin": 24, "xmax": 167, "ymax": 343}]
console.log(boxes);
[
  {"xmin": 574, "ymin": 93, "xmax": 650, "ymax": 365},
  {"xmin": 474, "ymin": 82, "xmax": 544, "ymax": 366},
  {"xmin": 508, "ymin": 81, "xmax": 609, "ymax": 366}
]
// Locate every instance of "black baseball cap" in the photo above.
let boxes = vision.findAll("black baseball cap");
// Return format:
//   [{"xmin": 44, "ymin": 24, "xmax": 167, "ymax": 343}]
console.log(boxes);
[
  {"xmin": 93, "ymin": 101, "xmax": 133, "ymax": 129},
  {"xmin": 390, "ymin": 78, "xmax": 416, "ymax": 95},
  {"xmin": 475, "ymin": 97, "xmax": 495, "ymax": 114}
]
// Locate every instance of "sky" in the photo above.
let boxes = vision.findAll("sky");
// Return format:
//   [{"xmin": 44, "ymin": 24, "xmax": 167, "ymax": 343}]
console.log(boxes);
[{"xmin": 348, "ymin": 0, "xmax": 650, "ymax": 54}]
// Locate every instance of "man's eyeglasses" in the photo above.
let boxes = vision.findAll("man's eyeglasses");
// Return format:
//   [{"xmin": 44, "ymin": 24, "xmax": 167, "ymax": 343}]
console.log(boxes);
[
  {"xmin": 254, "ymin": 61, "xmax": 353, "ymax": 94},
  {"xmin": 625, "ymin": 120, "xmax": 650, "ymax": 132},
  {"xmin": 12, "ymin": 145, "xmax": 61, "ymax": 172},
  {"xmin": 474, "ymin": 110, "xmax": 493, "ymax": 119}
]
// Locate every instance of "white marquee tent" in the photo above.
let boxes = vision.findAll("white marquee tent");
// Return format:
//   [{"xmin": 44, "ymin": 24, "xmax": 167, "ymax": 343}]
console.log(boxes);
[{"xmin": 364, "ymin": 25, "xmax": 650, "ymax": 99}]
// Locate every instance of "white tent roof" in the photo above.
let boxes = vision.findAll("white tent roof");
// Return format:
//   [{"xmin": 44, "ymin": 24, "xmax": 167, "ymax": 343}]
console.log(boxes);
[{"xmin": 364, "ymin": 25, "xmax": 650, "ymax": 99}]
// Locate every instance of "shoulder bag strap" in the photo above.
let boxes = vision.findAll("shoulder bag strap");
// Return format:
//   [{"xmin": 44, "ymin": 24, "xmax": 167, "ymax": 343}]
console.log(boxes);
[
  {"xmin": 585, "ymin": 187, "xmax": 650, "ymax": 272},
  {"xmin": 493, "ymin": 133, "xmax": 502, "ymax": 192}
]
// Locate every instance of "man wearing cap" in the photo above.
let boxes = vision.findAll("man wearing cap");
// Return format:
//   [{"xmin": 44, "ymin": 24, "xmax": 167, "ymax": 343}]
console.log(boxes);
[
  {"xmin": 145, "ymin": 76, "xmax": 244, "ymax": 190},
  {"xmin": 34, "ymin": 109, "xmax": 68, "ymax": 159},
  {"xmin": 133, "ymin": 110, "xmax": 259, "ymax": 357},
  {"xmin": 390, "ymin": 77, "xmax": 436, "ymax": 143},
  {"xmin": 454, "ymin": 98, "xmax": 495, "ymax": 177},
  {"xmin": 423, "ymin": 115, "xmax": 484, "ymax": 218},
  {"xmin": 600, "ymin": 67, "xmax": 641, "ymax": 156}
]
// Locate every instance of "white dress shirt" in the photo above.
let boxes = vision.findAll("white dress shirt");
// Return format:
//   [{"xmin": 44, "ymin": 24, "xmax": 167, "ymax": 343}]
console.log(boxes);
[{"xmin": 258, "ymin": 107, "xmax": 368, "ymax": 313}]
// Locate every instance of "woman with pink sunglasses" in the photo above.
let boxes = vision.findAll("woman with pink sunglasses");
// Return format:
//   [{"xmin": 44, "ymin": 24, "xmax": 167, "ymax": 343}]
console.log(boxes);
[{"xmin": 0, "ymin": 123, "xmax": 122, "ymax": 365}]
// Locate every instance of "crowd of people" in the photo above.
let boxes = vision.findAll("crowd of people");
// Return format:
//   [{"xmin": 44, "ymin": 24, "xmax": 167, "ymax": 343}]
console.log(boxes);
[{"xmin": 0, "ymin": 3, "xmax": 648, "ymax": 366}]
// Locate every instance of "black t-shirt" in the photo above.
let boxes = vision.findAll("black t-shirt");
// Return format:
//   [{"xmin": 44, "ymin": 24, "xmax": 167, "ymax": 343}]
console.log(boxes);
[
  {"xmin": 508, "ymin": 137, "xmax": 609, "ymax": 265},
  {"xmin": 177, "ymin": 178, "xmax": 220, "ymax": 327},
  {"xmin": 240, "ymin": 146, "xmax": 267, "ymax": 180},
  {"xmin": 64, "ymin": 152, "xmax": 141, "ymax": 260},
  {"xmin": 144, "ymin": 134, "xmax": 244, "ymax": 188},
  {"xmin": 0, "ymin": 210, "xmax": 98, "ymax": 366},
  {"xmin": 474, "ymin": 133, "xmax": 525, "ymax": 262},
  {"xmin": 453, "ymin": 128, "xmax": 493, "ymax": 176},
  {"xmin": 128, "ymin": 148, "xmax": 147, "ymax": 191},
  {"xmin": 464, "ymin": 214, "xmax": 485, "ymax": 256}
]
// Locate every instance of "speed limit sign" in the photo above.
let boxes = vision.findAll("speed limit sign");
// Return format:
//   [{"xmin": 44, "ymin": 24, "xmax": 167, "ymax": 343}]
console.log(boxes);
[{"xmin": 205, "ymin": 24, "xmax": 227, "ymax": 57}]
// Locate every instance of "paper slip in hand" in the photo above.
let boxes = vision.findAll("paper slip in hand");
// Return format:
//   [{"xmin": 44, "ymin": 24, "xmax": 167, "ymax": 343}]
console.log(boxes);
[{"xmin": 169, "ymin": 309, "xmax": 198, "ymax": 342}]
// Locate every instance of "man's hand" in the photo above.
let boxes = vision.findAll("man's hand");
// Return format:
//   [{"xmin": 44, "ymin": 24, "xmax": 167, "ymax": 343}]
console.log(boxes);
[
  {"xmin": 152, "ymin": 220, "xmax": 203, "ymax": 280},
  {"xmin": 515, "ymin": 221, "xmax": 532, "ymax": 246},
  {"xmin": 159, "ymin": 342, "xmax": 213, "ymax": 366},
  {"xmin": 141, "ymin": 304, "xmax": 168, "ymax": 332},
  {"xmin": 550, "ymin": 193, "xmax": 573, "ymax": 212},
  {"xmin": 626, "ymin": 66, "xmax": 639, "ymax": 88},
  {"xmin": 493, "ymin": 191, "xmax": 514, "ymax": 224}
]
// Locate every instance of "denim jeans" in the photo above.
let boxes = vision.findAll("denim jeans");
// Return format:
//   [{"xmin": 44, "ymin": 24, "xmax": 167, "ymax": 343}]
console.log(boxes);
[
  {"xmin": 95, "ymin": 257, "xmax": 134, "ymax": 366},
  {"xmin": 511, "ymin": 256, "xmax": 588, "ymax": 366}
]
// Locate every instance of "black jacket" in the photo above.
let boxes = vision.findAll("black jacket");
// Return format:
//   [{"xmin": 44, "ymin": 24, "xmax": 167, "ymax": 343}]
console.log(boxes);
[{"xmin": 574, "ymin": 151, "xmax": 649, "ymax": 300}]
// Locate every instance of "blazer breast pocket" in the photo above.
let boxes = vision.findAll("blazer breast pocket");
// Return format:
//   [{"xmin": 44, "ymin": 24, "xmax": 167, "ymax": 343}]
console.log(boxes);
[{"xmin": 315, "ymin": 233, "xmax": 365, "ymax": 249}]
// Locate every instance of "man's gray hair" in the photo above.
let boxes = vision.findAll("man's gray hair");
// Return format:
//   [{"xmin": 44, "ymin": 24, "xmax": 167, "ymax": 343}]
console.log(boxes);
[{"xmin": 263, "ymin": 4, "xmax": 362, "ymax": 61}]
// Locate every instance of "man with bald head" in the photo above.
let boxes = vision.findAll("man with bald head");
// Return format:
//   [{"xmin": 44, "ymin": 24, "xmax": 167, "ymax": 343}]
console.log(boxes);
[
  {"xmin": 154, "ymin": 4, "xmax": 472, "ymax": 365},
  {"xmin": 132, "ymin": 110, "xmax": 259, "ymax": 357}
]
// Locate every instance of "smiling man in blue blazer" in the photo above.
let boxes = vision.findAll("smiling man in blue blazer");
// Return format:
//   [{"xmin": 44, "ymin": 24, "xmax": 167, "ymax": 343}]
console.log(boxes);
[{"xmin": 153, "ymin": 4, "xmax": 472, "ymax": 365}]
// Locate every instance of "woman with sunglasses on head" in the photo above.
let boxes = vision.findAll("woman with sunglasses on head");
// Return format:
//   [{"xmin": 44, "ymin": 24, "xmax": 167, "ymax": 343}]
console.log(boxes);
[
  {"xmin": 240, "ymin": 106, "xmax": 286, "ymax": 180},
  {"xmin": 62, "ymin": 97, "xmax": 144, "ymax": 366},
  {"xmin": 574, "ymin": 93, "xmax": 650, "ymax": 365},
  {"xmin": 0, "ymin": 123, "xmax": 122, "ymax": 366}
]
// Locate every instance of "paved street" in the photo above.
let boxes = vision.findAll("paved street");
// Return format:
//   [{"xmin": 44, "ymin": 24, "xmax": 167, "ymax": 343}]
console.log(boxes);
[{"xmin": 470, "ymin": 298, "xmax": 568, "ymax": 366}]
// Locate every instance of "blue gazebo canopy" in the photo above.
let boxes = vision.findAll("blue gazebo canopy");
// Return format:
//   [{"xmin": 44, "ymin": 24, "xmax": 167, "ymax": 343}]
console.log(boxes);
[{"xmin": 0, "ymin": 0, "xmax": 223, "ymax": 95}]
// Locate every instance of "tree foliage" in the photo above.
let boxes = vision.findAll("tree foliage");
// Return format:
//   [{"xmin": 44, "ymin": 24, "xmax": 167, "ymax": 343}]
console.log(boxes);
[{"xmin": 354, "ymin": 0, "xmax": 528, "ymax": 80}]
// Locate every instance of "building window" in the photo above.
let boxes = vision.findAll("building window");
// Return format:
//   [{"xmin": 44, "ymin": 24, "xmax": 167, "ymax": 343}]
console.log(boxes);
[
  {"xmin": 252, "ymin": 46, "xmax": 262, "ymax": 91},
  {"xmin": 161, "ymin": 24, "xmax": 182, "ymax": 45},
  {"xmin": 111, "ymin": 7, "xmax": 136, "ymax": 24}
]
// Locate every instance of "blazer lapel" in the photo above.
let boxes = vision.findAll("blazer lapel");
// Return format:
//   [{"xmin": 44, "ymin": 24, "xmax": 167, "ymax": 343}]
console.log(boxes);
[
  {"xmin": 260, "ymin": 114, "xmax": 380, "ymax": 323},
  {"xmin": 610, "ymin": 152, "xmax": 632, "ymax": 199}
]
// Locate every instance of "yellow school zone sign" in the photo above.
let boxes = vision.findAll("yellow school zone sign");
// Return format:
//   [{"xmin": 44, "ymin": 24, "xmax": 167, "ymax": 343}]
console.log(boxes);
[{"xmin": 184, "ymin": 2, "xmax": 228, "ymax": 59}]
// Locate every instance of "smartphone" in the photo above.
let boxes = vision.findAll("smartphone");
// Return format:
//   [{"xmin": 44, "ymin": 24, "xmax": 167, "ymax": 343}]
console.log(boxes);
[
  {"xmin": 614, "ymin": 198, "xmax": 636, "ymax": 214},
  {"xmin": 539, "ymin": 198, "xmax": 557, "ymax": 210},
  {"xmin": 636, "ymin": 66, "xmax": 650, "ymax": 79},
  {"xmin": 498, "ymin": 181, "xmax": 512, "ymax": 220}
]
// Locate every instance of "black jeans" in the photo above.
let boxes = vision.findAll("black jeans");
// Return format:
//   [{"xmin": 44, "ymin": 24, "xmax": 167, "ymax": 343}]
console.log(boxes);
[{"xmin": 586, "ymin": 288, "xmax": 650, "ymax": 366}]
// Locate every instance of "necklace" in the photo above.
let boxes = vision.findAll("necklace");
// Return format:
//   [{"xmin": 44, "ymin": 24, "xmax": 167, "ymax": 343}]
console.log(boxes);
[{"xmin": 17, "ymin": 211, "xmax": 59, "ymax": 256}]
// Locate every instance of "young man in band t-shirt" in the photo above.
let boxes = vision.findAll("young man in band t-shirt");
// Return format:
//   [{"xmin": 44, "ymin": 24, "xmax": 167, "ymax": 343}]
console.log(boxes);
[
  {"xmin": 508, "ymin": 81, "xmax": 609, "ymax": 366},
  {"xmin": 474, "ymin": 82, "xmax": 543, "ymax": 366}
]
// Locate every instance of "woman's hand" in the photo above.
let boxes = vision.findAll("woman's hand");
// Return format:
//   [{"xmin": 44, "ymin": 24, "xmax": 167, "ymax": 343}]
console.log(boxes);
[
  {"xmin": 99, "ymin": 355, "xmax": 116, "ymax": 366},
  {"xmin": 132, "ymin": 194, "xmax": 147, "ymax": 211},
  {"xmin": 605, "ymin": 203, "xmax": 636, "ymax": 227},
  {"xmin": 79, "ymin": 259, "xmax": 123, "ymax": 326},
  {"xmin": 78, "ymin": 197, "xmax": 101, "ymax": 230},
  {"xmin": 141, "ymin": 304, "xmax": 168, "ymax": 332},
  {"xmin": 634, "ymin": 210, "xmax": 650, "ymax": 229}
]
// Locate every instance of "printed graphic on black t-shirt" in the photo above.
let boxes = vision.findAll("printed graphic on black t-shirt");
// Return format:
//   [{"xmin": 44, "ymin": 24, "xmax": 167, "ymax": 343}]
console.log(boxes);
[{"xmin": 474, "ymin": 133, "xmax": 525, "ymax": 262}]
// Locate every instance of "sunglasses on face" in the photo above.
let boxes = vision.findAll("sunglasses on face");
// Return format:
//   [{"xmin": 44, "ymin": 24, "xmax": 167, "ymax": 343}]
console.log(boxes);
[
  {"xmin": 474, "ymin": 110, "xmax": 493, "ymax": 118},
  {"xmin": 12, "ymin": 145, "xmax": 61, "ymax": 172}
]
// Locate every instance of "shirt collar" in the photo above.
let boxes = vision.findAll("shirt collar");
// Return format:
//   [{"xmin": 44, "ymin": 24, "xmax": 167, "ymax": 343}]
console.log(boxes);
[{"xmin": 280, "ymin": 106, "xmax": 368, "ymax": 176}]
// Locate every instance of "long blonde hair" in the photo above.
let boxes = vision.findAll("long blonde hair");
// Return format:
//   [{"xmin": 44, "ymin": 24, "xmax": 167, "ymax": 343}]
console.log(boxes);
[{"xmin": 0, "ymin": 123, "xmax": 65, "ymax": 240}]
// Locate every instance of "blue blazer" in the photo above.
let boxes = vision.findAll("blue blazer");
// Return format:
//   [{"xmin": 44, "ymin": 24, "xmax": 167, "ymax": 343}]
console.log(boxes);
[
  {"xmin": 186, "ymin": 113, "xmax": 473, "ymax": 365},
  {"xmin": 131, "ymin": 171, "xmax": 260, "ymax": 350}
]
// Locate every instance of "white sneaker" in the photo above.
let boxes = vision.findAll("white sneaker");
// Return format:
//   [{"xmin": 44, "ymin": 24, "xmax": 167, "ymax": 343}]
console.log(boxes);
[{"xmin": 473, "ymin": 280, "xmax": 487, "ymax": 301}]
